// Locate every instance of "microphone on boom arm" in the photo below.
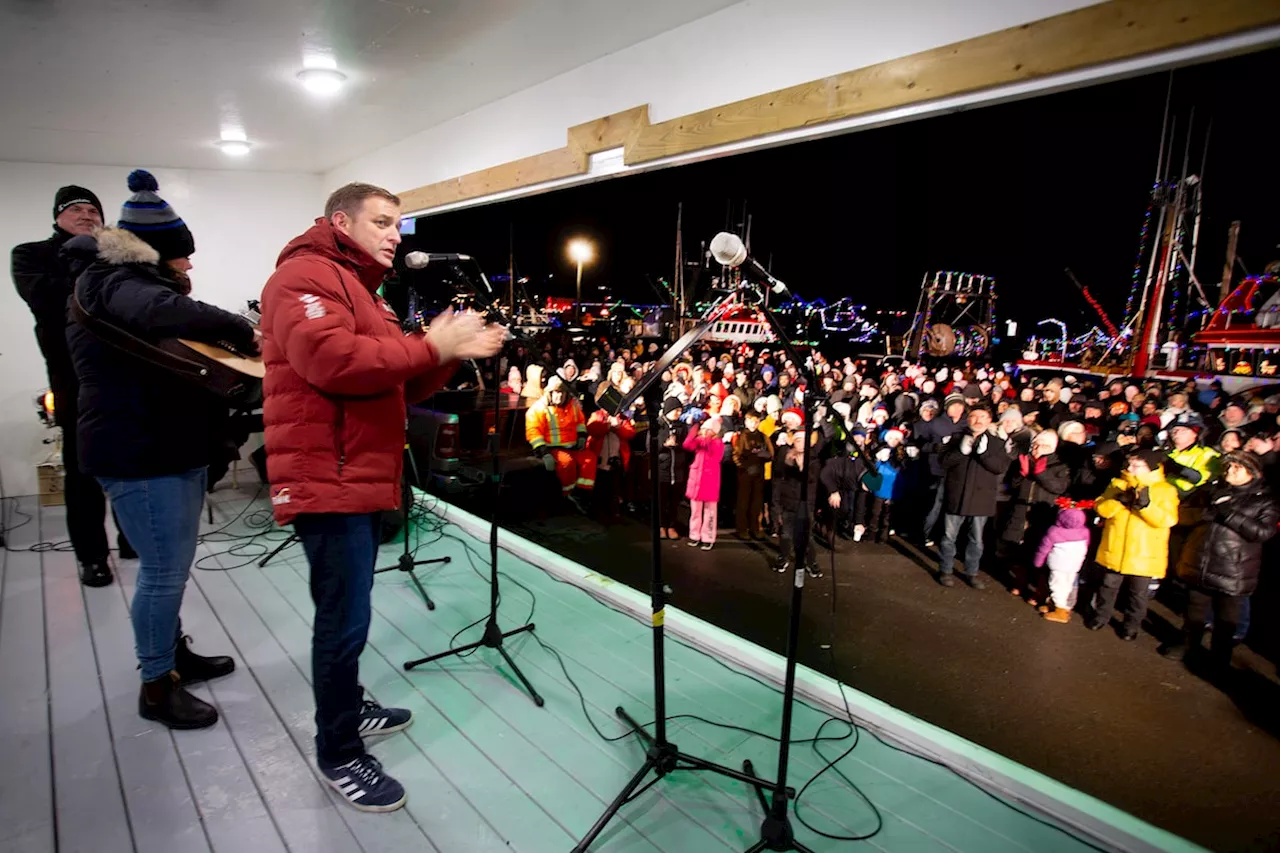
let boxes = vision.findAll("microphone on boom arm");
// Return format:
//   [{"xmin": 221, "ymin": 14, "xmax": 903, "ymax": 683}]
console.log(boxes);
[
  {"xmin": 401, "ymin": 250, "xmax": 517, "ymax": 335},
  {"xmin": 708, "ymin": 231, "xmax": 793, "ymax": 301}
]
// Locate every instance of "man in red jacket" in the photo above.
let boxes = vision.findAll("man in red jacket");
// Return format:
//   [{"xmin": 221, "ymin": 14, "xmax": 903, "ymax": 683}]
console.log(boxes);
[{"xmin": 261, "ymin": 182, "xmax": 502, "ymax": 812}]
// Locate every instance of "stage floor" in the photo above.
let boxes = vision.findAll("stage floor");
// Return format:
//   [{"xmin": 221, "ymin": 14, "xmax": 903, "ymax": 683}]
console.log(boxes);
[{"xmin": 3, "ymin": 482, "xmax": 1140, "ymax": 853}]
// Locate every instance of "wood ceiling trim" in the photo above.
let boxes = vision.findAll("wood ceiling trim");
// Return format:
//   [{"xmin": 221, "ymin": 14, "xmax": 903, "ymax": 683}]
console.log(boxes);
[{"xmin": 399, "ymin": 0, "xmax": 1280, "ymax": 213}]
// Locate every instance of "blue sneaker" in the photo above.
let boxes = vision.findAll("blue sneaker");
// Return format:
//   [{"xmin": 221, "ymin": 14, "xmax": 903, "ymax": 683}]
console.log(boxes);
[
  {"xmin": 359, "ymin": 697, "xmax": 413, "ymax": 737},
  {"xmin": 320, "ymin": 755, "xmax": 406, "ymax": 812}
]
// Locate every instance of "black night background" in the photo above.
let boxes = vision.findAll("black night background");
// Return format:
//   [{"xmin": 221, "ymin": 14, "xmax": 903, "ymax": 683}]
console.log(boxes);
[{"xmin": 403, "ymin": 47, "xmax": 1279, "ymax": 338}]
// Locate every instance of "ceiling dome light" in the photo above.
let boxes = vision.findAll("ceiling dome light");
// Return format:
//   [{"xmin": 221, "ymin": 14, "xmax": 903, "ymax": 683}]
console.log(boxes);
[
  {"xmin": 297, "ymin": 67, "xmax": 347, "ymax": 96},
  {"xmin": 216, "ymin": 139, "xmax": 252, "ymax": 156}
]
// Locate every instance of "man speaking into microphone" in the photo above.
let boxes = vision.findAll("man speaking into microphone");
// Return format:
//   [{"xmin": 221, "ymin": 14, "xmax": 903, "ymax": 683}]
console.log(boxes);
[{"xmin": 260, "ymin": 182, "xmax": 503, "ymax": 812}]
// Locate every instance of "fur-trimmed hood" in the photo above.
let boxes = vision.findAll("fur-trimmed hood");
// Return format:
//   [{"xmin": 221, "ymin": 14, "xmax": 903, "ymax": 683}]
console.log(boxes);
[{"xmin": 95, "ymin": 226, "xmax": 161, "ymax": 266}]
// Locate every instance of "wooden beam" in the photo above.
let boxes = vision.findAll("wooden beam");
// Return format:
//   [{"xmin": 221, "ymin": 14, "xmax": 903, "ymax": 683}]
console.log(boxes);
[
  {"xmin": 626, "ymin": 0, "xmax": 1280, "ymax": 165},
  {"xmin": 399, "ymin": 0, "xmax": 1280, "ymax": 211},
  {"xmin": 397, "ymin": 105, "xmax": 648, "ymax": 213}
]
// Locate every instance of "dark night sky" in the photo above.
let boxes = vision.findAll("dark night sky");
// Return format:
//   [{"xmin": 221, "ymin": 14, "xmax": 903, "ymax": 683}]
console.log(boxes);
[{"xmin": 404, "ymin": 46, "xmax": 1280, "ymax": 335}]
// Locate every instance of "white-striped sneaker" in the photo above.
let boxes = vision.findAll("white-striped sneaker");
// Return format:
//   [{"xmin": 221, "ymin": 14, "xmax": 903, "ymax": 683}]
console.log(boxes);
[
  {"xmin": 358, "ymin": 698, "xmax": 412, "ymax": 737},
  {"xmin": 319, "ymin": 755, "xmax": 407, "ymax": 812}
]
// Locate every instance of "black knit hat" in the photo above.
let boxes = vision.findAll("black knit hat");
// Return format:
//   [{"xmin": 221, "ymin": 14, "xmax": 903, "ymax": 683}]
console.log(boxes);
[
  {"xmin": 118, "ymin": 170, "xmax": 196, "ymax": 261},
  {"xmin": 53, "ymin": 185, "xmax": 103, "ymax": 221},
  {"xmin": 1127, "ymin": 447, "xmax": 1166, "ymax": 470}
]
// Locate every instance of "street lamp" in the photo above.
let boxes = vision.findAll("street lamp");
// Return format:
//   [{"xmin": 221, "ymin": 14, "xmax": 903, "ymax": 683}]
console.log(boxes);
[{"xmin": 567, "ymin": 238, "xmax": 594, "ymax": 324}]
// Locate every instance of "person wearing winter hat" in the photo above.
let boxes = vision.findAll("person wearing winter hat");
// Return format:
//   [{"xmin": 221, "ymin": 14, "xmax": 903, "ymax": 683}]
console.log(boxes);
[
  {"xmin": 1033, "ymin": 507, "xmax": 1092, "ymax": 623},
  {"xmin": 936, "ymin": 404, "xmax": 1011, "ymax": 587},
  {"xmin": 261, "ymin": 180, "xmax": 503, "ymax": 812},
  {"xmin": 65, "ymin": 170, "xmax": 259, "ymax": 729},
  {"xmin": 657, "ymin": 396, "xmax": 690, "ymax": 539},
  {"xmin": 1162, "ymin": 451, "xmax": 1278, "ymax": 670},
  {"xmin": 914, "ymin": 392, "xmax": 968, "ymax": 544},
  {"xmin": 1089, "ymin": 448, "xmax": 1179, "ymax": 639},
  {"xmin": 11, "ymin": 182, "xmax": 134, "ymax": 585}
]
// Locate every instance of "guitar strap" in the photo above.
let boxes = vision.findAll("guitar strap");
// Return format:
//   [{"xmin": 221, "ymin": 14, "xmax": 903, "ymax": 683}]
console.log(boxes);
[{"xmin": 70, "ymin": 286, "xmax": 214, "ymax": 385}]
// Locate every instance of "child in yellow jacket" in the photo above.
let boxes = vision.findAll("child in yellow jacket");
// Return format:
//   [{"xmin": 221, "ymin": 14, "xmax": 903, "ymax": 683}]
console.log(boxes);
[{"xmin": 1088, "ymin": 448, "xmax": 1179, "ymax": 640}]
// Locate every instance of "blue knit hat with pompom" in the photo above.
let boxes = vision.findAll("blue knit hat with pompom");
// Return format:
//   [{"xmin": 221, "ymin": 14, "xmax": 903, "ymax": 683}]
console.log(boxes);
[{"xmin": 117, "ymin": 169, "xmax": 195, "ymax": 261}]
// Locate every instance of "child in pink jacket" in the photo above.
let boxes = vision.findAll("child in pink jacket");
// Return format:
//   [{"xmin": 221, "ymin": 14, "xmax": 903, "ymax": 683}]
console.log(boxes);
[
  {"xmin": 1032, "ymin": 506, "xmax": 1092, "ymax": 623},
  {"xmin": 685, "ymin": 417, "xmax": 725, "ymax": 550}
]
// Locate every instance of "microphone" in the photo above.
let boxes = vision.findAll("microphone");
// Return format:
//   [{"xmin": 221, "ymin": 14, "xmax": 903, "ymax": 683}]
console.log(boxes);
[
  {"xmin": 404, "ymin": 251, "xmax": 471, "ymax": 269},
  {"xmin": 708, "ymin": 232, "xmax": 792, "ymax": 300}
]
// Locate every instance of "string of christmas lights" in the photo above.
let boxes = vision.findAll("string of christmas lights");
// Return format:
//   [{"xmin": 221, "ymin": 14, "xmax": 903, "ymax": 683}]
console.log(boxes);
[{"xmin": 1123, "ymin": 182, "xmax": 1159, "ymax": 327}]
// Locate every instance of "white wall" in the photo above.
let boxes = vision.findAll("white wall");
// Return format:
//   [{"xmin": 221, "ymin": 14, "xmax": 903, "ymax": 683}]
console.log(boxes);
[
  {"xmin": 324, "ymin": 0, "xmax": 1102, "ymax": 197},
  {"xmin": 0, "ymin": 161, "xmax": 321, "ymax": 496}
]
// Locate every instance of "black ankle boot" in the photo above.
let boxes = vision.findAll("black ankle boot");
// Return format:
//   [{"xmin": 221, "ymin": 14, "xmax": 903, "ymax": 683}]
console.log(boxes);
[
  {"xmin": 79, "ymin": 560, "xmax": 113, "ymax": 588},
  {"xmin": 174, "ymin": 636, "xmax": 236, "ymax": 686},
  {"xmin": 139, "ymin": 672, "xmax": 218, "ymax": 729}
]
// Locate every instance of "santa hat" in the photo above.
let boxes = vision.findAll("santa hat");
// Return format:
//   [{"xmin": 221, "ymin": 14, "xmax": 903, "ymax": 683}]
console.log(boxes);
[
  {"xmin": 882, "ymin": 426, "xmax": 905, "ymax": 445},
  {"xmin": 781, "ymin": 408, "xmax": 804, "ymax": 428}
]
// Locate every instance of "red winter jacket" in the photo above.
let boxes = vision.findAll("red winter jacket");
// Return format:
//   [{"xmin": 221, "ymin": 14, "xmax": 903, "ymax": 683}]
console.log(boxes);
[{"xmin": 260, "ymin": 218, "xmax": 456, "ymax": 524}]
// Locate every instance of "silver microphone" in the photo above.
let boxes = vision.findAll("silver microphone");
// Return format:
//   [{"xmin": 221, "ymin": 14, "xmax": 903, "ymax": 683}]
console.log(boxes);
[
  {"xmin": 404, "ymin": 251, "xmax": 471, "ymax": 269},
  {"xmin": 708, "ymin": 232, "xmax": 791, "ymax": 299}
]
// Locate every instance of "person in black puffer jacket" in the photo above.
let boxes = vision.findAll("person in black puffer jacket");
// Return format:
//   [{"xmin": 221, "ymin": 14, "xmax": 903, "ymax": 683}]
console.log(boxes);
[
  {"xmin": 66, "ymin": 171, "xmax": 256, "ymax": 732},
  {"xmin": 1162, "ymin": 451, "xmax": 1278, "ymax": 672},
  {"xmin": 11, "ymin": 185, "xmax": 134, "ymax": 584}
]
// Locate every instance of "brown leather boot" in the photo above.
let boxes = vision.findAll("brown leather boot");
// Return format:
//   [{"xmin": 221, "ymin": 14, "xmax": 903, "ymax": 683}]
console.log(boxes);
[
  {"xmin": 139, "ymin": 671, "xmax": 218, "ymax": 729},
  {"xmin": 1043, "ymin": 607, "xmax": 1071, "ymax": 624}
]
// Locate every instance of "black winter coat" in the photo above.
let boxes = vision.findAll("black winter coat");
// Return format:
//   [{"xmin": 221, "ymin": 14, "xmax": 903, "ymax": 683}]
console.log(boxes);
[
  {"xmin": 1000, "ymin": 452, "xmax": 1070, "ymax": 544},
  {"xmin": 11, "ymin": 228, "xmax": 79, "ymax": 392},
  {"xmin": 656, "ymin": 417, "xmax": 689, "ymax": 486},
  {"xmin": 772, "ymin": 431, "xmax": 825, "ymax": 512},
  {"xmin": 913, "ymin": 414, "xmax": 966, "ymax": 478},
  {"xmin": 1177, "ymin": 481, "xmax": 1278, "ymax": 596},
  {"xmin": 940, "ymin": 430, "xmax": 1011, "ymax": 518},
  {"xmin": 65, "ymin": 229, "xmax": 255, "ymax": 479}
]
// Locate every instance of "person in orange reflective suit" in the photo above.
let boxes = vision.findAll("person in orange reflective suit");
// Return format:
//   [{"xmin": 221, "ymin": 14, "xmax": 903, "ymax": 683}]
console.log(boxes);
[{"xmin": 526, "ymin": 380, "xmax": 595, "ymax": 493}]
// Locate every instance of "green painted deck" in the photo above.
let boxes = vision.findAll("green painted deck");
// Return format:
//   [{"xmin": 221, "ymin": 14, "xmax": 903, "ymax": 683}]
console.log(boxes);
[{"xmin": 1, "ymin": 482, "xmax": 1130, "ymax": 853}]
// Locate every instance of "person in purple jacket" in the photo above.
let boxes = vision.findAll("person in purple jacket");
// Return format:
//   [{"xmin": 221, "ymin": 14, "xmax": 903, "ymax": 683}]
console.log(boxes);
[
  {"xmin": 1032, "ymin": 505, "xmax": 1093, "ymax": 623},
  {"xmin": 685, "ymin": 416, "xmax": 726, "ymax": 550}
]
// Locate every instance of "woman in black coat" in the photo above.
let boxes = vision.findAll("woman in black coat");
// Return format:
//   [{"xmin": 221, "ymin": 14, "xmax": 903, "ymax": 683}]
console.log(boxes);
[
  {"xmin": 64, "ymin": 172, "xmax": 256, "ymax": 732},
  {"xmin": 1000, "ymin": 429, "xmax": 1071, "ymax": 603},
  {"xmin": 1163, "ymin": 451, "xmax": 1278, "ymax": 671},
  {"xmin": 655, "ymin": 396, "xmax": 689, "ymax": 539}
]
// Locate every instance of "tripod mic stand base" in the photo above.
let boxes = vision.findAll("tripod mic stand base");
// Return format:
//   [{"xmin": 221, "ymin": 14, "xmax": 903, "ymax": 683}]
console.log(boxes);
[
  {"xmin": 375, "ymin": 553, "xmax": 449, "ymax": 611},
  {"xmin": 741, "ymin": 762, "xmax": 814, "ymax": 852},
  {"xmin": 402, "ymin": 618, "xmax": 543, "ymax": 707}
]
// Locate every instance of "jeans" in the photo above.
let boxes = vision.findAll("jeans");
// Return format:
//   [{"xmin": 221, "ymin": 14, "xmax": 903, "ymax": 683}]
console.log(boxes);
[
  {"xmin": 99, "ymin": 468, "xmax": 206, "ymax": 681},
  {"xmin": 295, "ymin": 512, "xmax": 379, "ymax": 767},
  {"xmin": 922, "ymin": 479, "xmax": 945, "ymax": 540},
  {"xmin": 938, "ymin": 514, "xmax": 988, "ymax": 577},
  {"xmin": 779, "ymin": 508, "xmax": 816, "ymax": 566}
]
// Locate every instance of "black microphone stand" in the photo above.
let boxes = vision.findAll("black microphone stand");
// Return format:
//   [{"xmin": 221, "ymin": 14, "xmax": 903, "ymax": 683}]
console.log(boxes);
[
  {"xmin": 574, "ymin": 300, "xmax": 793, "ymax": 853},
  {"xmin": 375, "ymin": 436, "xmax": 445, "ymax": 610},
  {"xmin": 401, "ymin": 268, "xmax": 542, "ymax": 706}
]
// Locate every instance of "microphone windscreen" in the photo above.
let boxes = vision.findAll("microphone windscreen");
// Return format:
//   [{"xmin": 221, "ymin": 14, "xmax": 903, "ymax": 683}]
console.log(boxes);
[
  {"xmin": 709, "ymin": 232, "xmax": 748, "ymax": 267},
  {"xmin": 404, "ymin": 251, "xmax": 430, "ymax": 269}
]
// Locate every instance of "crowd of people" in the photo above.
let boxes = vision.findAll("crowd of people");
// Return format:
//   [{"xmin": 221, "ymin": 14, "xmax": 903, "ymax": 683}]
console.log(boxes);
[{"xmin": 509, "ymin": 332, "xmax": 1280, "ymax": 679}]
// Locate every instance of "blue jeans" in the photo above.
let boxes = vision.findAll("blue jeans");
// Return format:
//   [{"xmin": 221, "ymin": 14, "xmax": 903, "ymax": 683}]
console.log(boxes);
[
  {"xmin": 938, "ymin": 513, "xmax": 988, "ymax": 578},
  {"xmin": 294, "ymin": 512, "xmax": 379, "ymax": 767},
  {"xmin": 99, "ymin": 468, "xmax": 207, "ymax": 681}
]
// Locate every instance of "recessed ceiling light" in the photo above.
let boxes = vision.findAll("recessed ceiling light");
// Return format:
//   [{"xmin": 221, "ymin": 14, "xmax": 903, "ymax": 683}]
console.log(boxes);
[
  {"xmin": 216, "ymin": 139, "xmax": 252, "ymax": 156},
  {"xmin": 297, "ymin": 67, "xmax": 347, "ymax": 96}
]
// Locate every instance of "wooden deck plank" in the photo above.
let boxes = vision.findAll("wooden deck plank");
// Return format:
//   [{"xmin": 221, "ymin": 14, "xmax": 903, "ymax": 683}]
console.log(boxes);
[
  {"xmin": 80, "ymin": 550, "xmax": 210, "ymax": 853},
  {"xmin": 40, "ymin": 513, "xmax": 135, "ymax": 853},
  {"xmin": 188, "ymin": 565, "xmax": 368, "ymax": 853},
  {"xmin": 249, "ymin": 555, "xmax": 582, "ymax": 853},
  {"xmin": 0, "ymin": 498, "xmax": 55, "ymax": 853},
  {"xmin": 111, "ymin": 556, "xmax": 288, "ymax": 853}
]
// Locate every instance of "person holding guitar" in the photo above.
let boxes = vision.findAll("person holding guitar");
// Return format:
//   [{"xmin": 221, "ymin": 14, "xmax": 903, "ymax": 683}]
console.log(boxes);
[
  {"xmin": 260, "ymin": 182, "xmax": 503, "ymax": 813},
  {"xmin": 66, "ymin": 170, "xmax": 258, "ymax": 730}
]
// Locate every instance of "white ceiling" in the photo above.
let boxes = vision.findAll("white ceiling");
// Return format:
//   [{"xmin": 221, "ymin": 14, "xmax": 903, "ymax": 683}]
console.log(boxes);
[{"xmin": 0, "ymin": 0, "xmax": 739, "ymax": 173}]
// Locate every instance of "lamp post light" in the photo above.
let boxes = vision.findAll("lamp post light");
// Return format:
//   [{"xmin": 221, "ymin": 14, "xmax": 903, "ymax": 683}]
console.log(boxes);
[{"xmin": 567, "ymin": 238, "xmax": 594, "ymax": 324}]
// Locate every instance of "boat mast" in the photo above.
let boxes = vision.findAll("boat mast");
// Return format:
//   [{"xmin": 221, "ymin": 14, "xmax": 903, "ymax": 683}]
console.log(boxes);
[{"xmin": 1132, "ymin": 98, "xmax": 1178, "ymax": 377}]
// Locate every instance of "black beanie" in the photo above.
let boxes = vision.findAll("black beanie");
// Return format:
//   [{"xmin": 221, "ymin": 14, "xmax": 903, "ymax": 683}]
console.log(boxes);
[
  {"xmin": 53, "ymin": 185, "xmax": 103, "ymax": 221},
  {"xmin": 117, "ymin": 170, "xmax": 196, "ymax": 261}
]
